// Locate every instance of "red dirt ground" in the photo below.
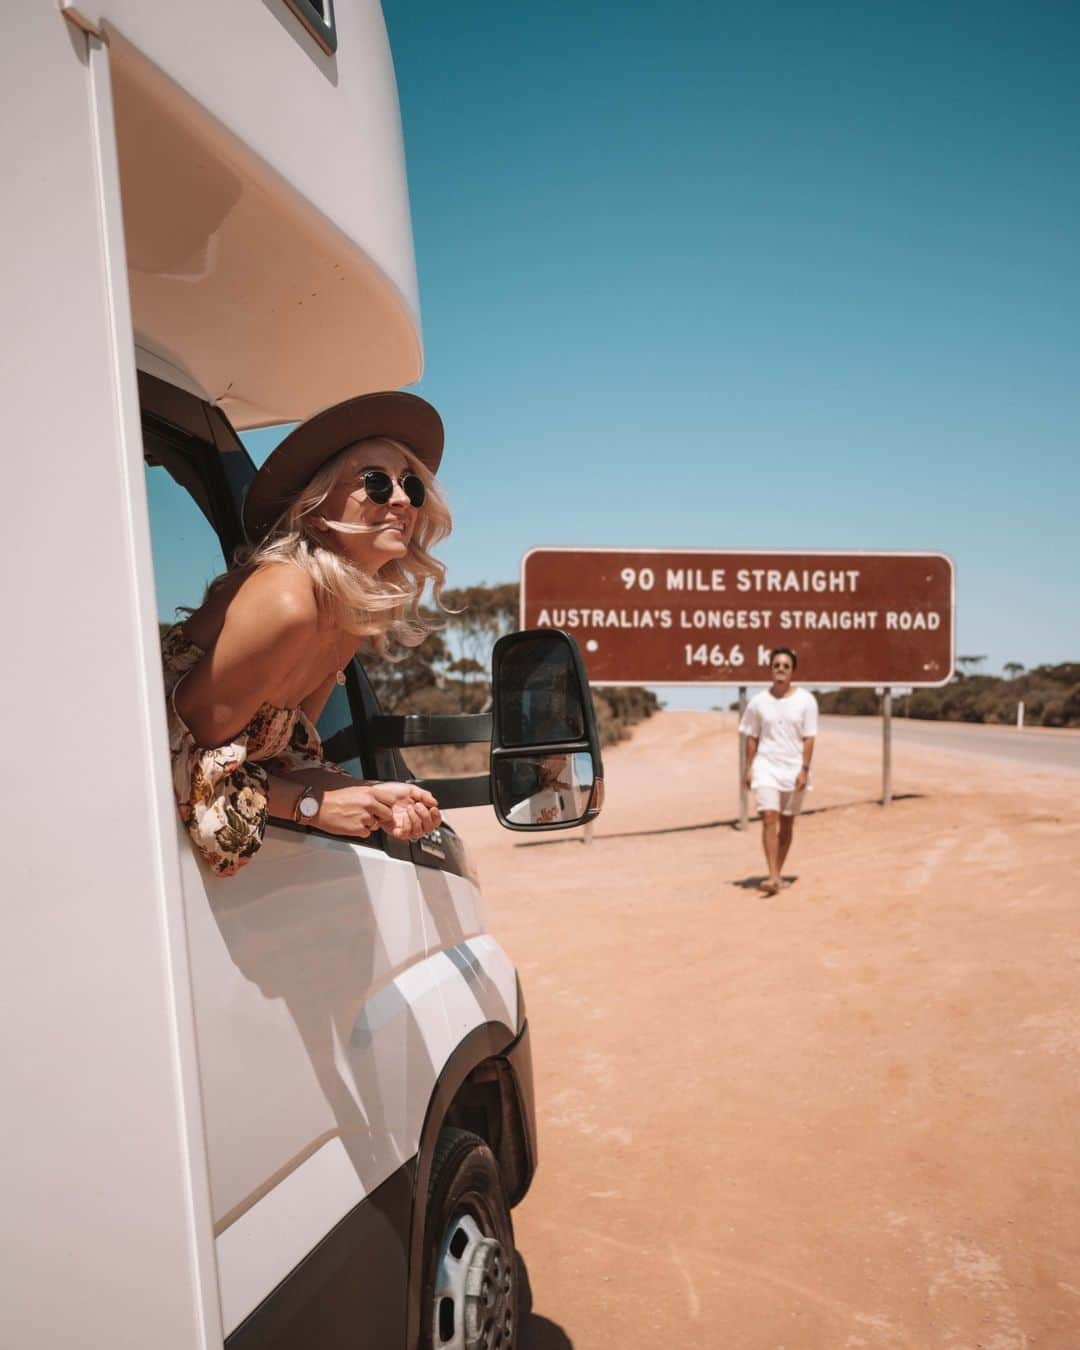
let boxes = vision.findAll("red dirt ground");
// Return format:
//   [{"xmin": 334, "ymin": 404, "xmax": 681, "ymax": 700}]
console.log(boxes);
[{"xmin": 460, "ymin": 712, "xmax": 1080, "ymax": 1349}]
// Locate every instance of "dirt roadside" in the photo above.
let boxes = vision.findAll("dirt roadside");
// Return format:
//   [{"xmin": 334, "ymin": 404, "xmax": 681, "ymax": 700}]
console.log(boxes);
[{"xmin": 459, "ymin": 712, "xmax": 1080, "ymax": 1349}]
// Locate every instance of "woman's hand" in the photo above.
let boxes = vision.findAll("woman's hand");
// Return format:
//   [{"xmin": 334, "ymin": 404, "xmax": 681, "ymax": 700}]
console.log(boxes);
[
  {"xmin": 316, "ymin": 780, "xmax": 440, "ymax": 841},
  {"xmin": 795, "ymin": 768, "xmax": 809, "ymax": 792},
  {"xmin": 369, "ymin": 781, "xmax": 441, "ymax": 841}
]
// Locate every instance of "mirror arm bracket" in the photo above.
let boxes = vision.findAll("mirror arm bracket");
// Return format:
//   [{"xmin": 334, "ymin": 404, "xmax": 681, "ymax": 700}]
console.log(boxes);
[
  {"xmin": 412, "ymin": 775, "xmax": 492, "ymax": 809},
  {"xmin": 369, "ymin": 713, "xmax": 492, "ymax": 748}
]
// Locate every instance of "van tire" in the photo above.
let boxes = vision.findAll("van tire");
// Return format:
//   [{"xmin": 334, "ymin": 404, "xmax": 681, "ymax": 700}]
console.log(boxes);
[{"xmin": 421, "ymin": 1127, "xmax": 517, "ymax": 1350}]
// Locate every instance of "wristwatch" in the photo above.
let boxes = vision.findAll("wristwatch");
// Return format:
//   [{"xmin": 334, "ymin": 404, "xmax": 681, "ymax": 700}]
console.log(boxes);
[{"xmin": 293, "ymin": 785, "xmax": 322, "ymax": 824}]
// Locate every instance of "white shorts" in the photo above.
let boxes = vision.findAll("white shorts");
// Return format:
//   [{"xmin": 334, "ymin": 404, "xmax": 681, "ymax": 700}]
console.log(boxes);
[{"xmin": 756, "ymin": 786, "xmax": 805, "ymax": 817}]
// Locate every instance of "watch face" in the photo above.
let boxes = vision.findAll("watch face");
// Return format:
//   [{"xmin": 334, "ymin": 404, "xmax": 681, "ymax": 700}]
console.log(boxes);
[{"xmin": 299, "ymin": 792, "xmax": 320, "ymax": 819}]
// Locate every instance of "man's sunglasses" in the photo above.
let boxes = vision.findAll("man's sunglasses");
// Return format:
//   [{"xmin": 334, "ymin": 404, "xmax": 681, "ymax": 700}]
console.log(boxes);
[{"xmin": 356, "ymin": 469, "xmax": 426, "ymax": 508}]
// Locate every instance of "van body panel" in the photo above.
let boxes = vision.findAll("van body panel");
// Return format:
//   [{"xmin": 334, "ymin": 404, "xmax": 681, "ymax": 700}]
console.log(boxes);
[
  {"xmin": 216, "ymin": 1138, "xmax": 367, "ymax": 1334},
  {"xmin": 2, "ymin": 18, "xmax": 221, "ymax": 1346},
  {"xmin": 9, "ymin": 7, "xmax": 540, "ymax": 1344},
  {"xmin": 418, "ymin": 860, "xmax": 488, "ymax": 950},
  {"xmin": 94, "ymin": 0, "xmax": 418, "ymax": 316},
  {"xmin": 183, "ymin": 828, "xmax": 428, "ymax": 1229},
  {"xmin": 223, "ymin": 1165, "xmax": 414, "ymax": 1350},
  {"xmin": 182, "ymin": 819, "xmax": 518, "ymax": 1331}
]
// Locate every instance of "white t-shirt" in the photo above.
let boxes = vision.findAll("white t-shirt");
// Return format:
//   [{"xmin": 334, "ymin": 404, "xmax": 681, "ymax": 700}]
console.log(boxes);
[{"xmin": 739, "ymin": 687, "xmax": 819, "ymax": 792}]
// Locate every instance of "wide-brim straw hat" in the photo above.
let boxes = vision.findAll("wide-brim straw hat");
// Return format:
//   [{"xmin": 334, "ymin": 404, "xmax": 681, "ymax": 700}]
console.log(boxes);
[{"xmin": 242, "ymin": 391, "xmax": 444, "ymax": 542}]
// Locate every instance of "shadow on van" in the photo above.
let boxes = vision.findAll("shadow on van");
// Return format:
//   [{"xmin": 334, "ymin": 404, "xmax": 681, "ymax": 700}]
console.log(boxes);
[
  {"xmin": 189, "ymin": 830, "xmax": 440, "ymax": 1220},
  {"xmin": 517, "ymin": 1250, "xmax": 575, "ymax": 1349}
]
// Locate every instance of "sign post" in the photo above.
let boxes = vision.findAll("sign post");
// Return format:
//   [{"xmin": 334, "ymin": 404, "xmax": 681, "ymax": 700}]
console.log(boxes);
[
  {"xmin": 737, "ymin": 685, "xmax": 749, "ymax": 829},
  {"xmin": 882, "ymin": 687, "xmax": 893, "ymax": 806}
]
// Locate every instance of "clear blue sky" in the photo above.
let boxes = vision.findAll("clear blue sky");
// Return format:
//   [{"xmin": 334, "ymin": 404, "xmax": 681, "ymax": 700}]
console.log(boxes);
[{"xmin": 250, "ymin": 1, "xmax": 1079, "ymax": 691}]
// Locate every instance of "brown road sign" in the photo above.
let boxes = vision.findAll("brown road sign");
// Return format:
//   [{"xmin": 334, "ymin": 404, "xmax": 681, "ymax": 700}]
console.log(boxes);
[{"xmin": 521, "ymin": 548, "xmax": 955, "ymax": 686}]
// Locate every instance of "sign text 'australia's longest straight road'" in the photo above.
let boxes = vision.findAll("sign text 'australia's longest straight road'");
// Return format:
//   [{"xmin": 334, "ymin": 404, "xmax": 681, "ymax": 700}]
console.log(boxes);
[{"xmin": 521, "ymin": 549, "xmax": 955, "ymax": 685}]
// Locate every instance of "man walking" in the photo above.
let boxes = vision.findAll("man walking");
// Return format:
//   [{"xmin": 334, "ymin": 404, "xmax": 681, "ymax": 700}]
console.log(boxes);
[{"xmin": 740, "ymin": 647, "xmax": 818, "ymax": 895}]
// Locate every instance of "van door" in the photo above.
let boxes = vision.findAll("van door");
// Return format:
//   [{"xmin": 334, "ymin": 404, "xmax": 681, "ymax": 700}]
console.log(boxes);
[{"xmin": 142, "ymin": 379, "xmax": 455, "ymax": 1344}]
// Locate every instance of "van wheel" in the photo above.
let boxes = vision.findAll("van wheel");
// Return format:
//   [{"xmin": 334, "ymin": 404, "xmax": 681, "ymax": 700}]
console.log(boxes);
[{"xmin": 422, "ymin": 1127, "xmax": 516, "ymax": 1350}]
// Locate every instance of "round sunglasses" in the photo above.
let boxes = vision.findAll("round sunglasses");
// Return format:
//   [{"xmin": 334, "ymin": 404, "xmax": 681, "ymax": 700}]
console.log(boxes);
[{"xmin": 355, "ymin": 468, "xmax": 426, "ymax": 508}]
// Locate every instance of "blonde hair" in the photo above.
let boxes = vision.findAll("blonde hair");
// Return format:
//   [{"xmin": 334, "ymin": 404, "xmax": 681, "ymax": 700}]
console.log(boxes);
[{"xmin": 234, "ymin": 438, "xmax": 451, "ymax": 659}]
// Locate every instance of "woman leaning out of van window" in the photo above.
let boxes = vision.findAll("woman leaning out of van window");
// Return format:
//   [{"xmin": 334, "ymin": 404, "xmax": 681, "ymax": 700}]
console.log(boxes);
[{"xmin": 162, "ymin": 392, "xmax": 447, "ymax": 877}]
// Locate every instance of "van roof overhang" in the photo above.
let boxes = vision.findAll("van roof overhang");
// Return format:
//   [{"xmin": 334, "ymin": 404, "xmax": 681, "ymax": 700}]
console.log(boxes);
[{"xmin": 108, "ymin": 29, "xmax": 423, "ymax": 429}]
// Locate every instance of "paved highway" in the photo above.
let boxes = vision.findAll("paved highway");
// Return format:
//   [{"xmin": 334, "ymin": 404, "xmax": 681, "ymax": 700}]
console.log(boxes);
[{"xmin": 823, "ymin": 714, "xmax": 1080, "ymax": 775}]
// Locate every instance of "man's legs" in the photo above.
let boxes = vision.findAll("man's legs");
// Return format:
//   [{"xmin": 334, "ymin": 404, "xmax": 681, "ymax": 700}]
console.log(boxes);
[
  {"xmin": 760, "ymin": 810, "xmax": 782, "ymax": 892},
  {"xmin": 777, "ymin": 814, "xmax": 795, "ymax": 881}
]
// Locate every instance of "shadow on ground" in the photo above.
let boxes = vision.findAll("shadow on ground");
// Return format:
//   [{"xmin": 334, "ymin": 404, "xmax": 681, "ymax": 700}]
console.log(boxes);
[
  {"xmin": 514, "ymin": 793, "xmax": 925, "ymax": 848},
  {"xmin": 517, "ymin": 1251, "xmax": 573, "ymax": 1349},
  {"xmin": 731, "ymin": 874, "xmax": 799, "ymax": 891}
]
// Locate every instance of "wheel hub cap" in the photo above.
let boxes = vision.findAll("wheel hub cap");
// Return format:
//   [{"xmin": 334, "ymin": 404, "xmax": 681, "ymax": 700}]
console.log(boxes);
[{"xmin": 433, "ymin": 1213, "xmax": 514, "ymax": 1349}]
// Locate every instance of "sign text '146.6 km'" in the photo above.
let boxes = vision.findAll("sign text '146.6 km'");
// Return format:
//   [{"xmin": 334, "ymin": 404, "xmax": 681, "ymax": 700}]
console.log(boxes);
[{"xmin": 520, "ymin": 549, "xmax": 955, "ymax": 686}]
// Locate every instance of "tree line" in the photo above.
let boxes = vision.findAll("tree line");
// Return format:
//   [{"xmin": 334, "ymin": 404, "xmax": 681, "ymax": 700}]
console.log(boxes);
[
  {"xmin": 815, "ymin": 662, "xmax": 1080, "ymax": 727},
  {"xmin": 369, "ymin": 581, "xmax": 660, "ymax": 746}
]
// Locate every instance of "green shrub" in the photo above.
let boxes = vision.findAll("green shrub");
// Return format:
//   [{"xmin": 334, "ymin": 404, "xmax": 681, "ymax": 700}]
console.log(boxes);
[{"xmin": 813, "ymin": 664, "xmax": 1079, "ymax": 727}]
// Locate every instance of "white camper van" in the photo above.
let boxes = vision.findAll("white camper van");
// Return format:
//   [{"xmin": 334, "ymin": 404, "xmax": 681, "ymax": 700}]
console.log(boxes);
[{"xmin": 4, "ymin": 5, "xmax": 602, "ymax": 1348}]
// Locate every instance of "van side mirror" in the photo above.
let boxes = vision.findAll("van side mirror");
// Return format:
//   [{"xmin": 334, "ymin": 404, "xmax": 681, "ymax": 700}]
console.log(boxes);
[{"xmin": 490, "ymin": 629, "xmax": 605, "ymax": 831}]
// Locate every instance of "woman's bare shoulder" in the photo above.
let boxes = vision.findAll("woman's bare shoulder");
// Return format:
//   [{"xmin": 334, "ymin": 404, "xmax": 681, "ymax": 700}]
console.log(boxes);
[
  {"xmin": 221, "ymin": 564, "xmax": 321, "ymax": 658},
  {"xmin": 237, "ymin": 563, "xmax": 318, "ymax": 625},
  {"xmin": 181, "ymin": 565, "xmax": 314, "ymax": 644}
]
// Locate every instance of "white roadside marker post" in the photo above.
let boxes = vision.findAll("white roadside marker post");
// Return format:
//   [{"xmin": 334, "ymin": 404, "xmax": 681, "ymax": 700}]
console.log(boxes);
[
  {"xmin": 1017, "ymin": 700, "xmax": 1025, "ymax": 729},
  {"xmin": 737, "ymin": 685, "xmax": 749, "ymax": 830}
]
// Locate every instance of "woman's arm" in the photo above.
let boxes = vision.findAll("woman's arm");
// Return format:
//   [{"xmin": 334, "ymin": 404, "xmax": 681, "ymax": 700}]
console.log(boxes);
[
  {"xmin": 267, "ymin": 769, "xmax": 440, "ymax": 840},
  {"xmin": 174, "ymin": 566, "xmax": 440, "ymax": 843},
  {"xmin": 270, "ymin": 671, "xmax": 442, "ymax": 841}
]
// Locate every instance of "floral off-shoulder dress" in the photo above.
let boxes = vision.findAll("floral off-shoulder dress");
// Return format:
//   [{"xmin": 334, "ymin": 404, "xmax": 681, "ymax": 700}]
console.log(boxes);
[{"xmin": 161, "ymin": 623, "xmax": 347, "ymax": 877}]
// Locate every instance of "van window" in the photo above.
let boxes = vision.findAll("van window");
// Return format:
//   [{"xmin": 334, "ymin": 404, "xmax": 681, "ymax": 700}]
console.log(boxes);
[
  {"xmin": 144, "ymin": 425, "xmax": 228, "ymax": 626},
  {"xmin": 284, "ymin": 0, "xmax": 338, "ymax": 54},
  {"xmin": 142, "ymin": 404, "xmax": 389, "ymax": 851},
  {"xmin": 316, "ymin": 679, "xmax": 367, "ymax": 778}
]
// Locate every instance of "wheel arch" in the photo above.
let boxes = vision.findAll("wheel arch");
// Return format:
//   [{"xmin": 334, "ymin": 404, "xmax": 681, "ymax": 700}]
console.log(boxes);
[{"xmin": 405, "ymin": 1014, "xmax": 536, "ymax": 1349}]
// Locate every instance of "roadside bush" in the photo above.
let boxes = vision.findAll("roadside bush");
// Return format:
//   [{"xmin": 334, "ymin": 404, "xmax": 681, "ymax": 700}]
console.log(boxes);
[
  {"xmin": 906, "ymin": 690, "xmax": 942, "ymax": 720},
  {"xmin": 815, "ymin": 687, "xmax": 878, "ymax": 716},
  {"xmin": 366, "ymin": 582, "xmax": 662, "ymax": 750},
  {"xmin": 592, "ymin": 686, "xmax": 661, "ymax": 747},
  {"xmin": 815, "ymin": 663, "xmax": 1080, "ymax": 727},
  {"xmin": 1022, "ymin": 690, "xmax": 1046, "ymax": 723}
]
